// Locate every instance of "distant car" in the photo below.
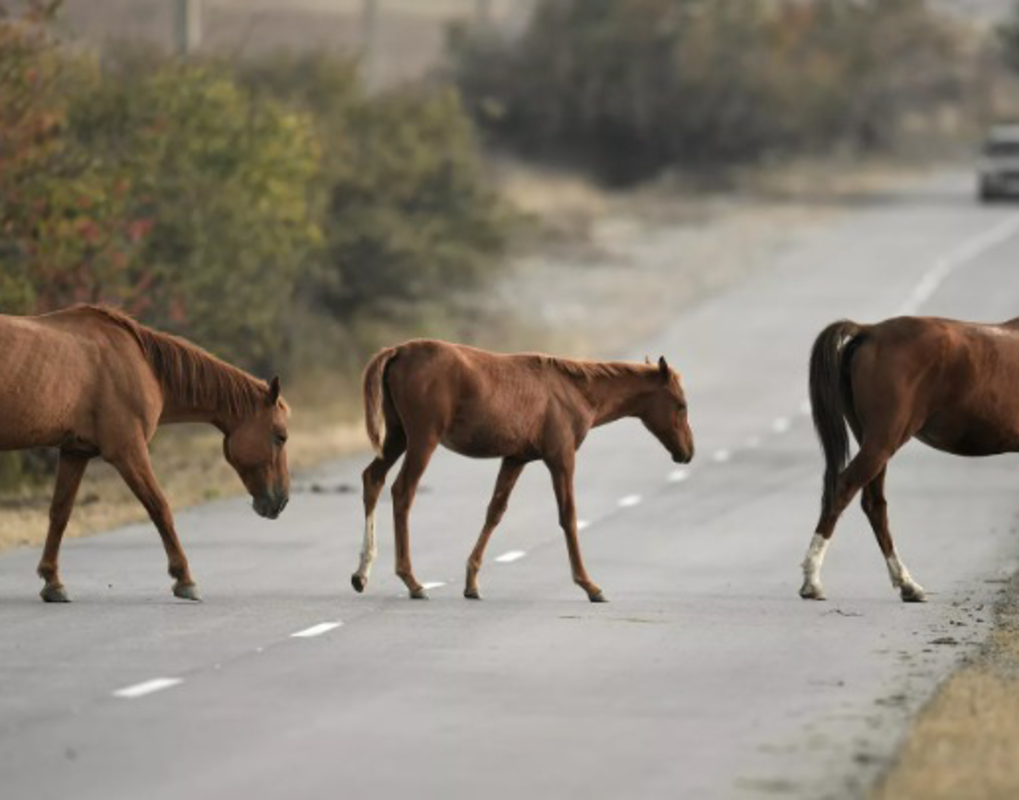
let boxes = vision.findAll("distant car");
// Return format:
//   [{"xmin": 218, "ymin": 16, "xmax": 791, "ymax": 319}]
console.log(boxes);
[{"xmin": 978, "ymin": 124, "xmax": 1019, "ymax": 201}]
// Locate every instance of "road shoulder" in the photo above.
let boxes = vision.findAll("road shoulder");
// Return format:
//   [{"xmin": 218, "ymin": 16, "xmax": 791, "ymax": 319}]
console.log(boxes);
[{"xmin": 872, "ymin": 570, "xmax": 1019, "ymax": 799}]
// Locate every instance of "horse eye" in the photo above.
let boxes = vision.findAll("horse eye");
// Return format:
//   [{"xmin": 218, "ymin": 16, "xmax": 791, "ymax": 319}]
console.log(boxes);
[{"xmin": 274, "ymin": 432, "xmax": 288, "ymax": 445}]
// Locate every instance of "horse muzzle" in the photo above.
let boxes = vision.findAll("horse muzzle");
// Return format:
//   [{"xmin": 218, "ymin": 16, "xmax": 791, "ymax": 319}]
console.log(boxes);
[
  {"xmin": 673, "ymin": 446, "xmax": 694, "ymax": 464},
  {"xmin": 254, "ymin": 491, "xmax": 289, "ymax": 520}
]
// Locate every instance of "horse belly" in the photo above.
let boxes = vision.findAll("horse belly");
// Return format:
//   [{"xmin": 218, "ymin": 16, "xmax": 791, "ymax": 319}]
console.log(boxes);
[
  {"xmin": 917, "ymin": 407, "xmax": 1019, "ymax": 456},
  {"xmin": 441, "ymin": 427, "xmax": 530, "ymax": 459}
]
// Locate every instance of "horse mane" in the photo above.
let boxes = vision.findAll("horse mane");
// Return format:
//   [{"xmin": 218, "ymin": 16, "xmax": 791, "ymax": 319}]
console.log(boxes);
[
  {"xmin": 538, "ymin": 355, "xmax": 646, "ymax": 381},
  {"xmin": 77, "ymin": 305, "xmax": 269, "ymax": 418}
]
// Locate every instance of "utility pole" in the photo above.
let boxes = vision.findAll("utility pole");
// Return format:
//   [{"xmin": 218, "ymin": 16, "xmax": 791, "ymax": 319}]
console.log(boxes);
[
  {"xmin": 361, "ymin": 0, "xmax": 379, "ymax": 89},
  {"xmin": 176, "ymin": 0, "xmax": 202, "ymax": 57}
]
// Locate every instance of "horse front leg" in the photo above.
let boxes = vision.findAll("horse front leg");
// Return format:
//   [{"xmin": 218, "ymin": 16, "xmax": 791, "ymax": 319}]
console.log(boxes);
[
  {"xmin": 110, "ymin": 445, "xmax": 199, "ymax": 601},
  {"xmin": 465, "ymin": 458, "xmax": 525, "ymax": 599},
  {"xmin": 36, "ymin": 450, "xmax": 91, "ymax": 603},
  {"xmin": 547, "ymin": 454, "xmax": 604, "ymax": 603}
]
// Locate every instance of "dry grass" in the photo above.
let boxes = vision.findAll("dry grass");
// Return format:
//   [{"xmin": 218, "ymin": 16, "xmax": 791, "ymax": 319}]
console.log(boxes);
[{"xmin": 872, "ymin": 579, "xmax": 1019, "ymax": 800}]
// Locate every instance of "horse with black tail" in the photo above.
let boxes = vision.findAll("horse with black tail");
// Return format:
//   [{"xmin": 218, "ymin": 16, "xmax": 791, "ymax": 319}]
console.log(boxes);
[{"xmin": 800, "ymin": 315, "xmax": 1019, "ymax": 602}]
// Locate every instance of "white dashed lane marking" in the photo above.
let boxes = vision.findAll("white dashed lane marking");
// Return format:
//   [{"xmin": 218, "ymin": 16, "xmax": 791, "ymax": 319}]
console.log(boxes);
[
  {"xmin": 495, "ymin": 550, "xmax": 526, "ymax": 564},
  {"xmin": 577, "ymin": 520, "xmax": 591, "ymax": 531},
  {"xmin": 291, "ymin": 622, "xmax": 343, "ymax": 639},
  {"xmin": 618, "ymin": 494, "xmax": 642, "ymax": 508},
  {"xmin": 112, "ymin": 677, "xmax": 183, "ymax": 699},
  {"xmin": 668, "ymin": 468, "xmax": 689, "ymax": 483},
  {"xmin": 421, "ymin": 581, "xmax": 446, "ymax": 591},
  {"xmin": 772, "ymin": 417, "xmax": 791, "ymax": 434},
  {"xmin": 712, "ymin": 449, "xmax": 731, "ymax": 464}
]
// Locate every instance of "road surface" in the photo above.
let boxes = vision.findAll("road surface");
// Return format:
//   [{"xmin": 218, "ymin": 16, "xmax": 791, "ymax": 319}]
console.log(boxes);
[{"xmin": 1, "ymin": 171, "xmax": 1018, "ymax": 799}]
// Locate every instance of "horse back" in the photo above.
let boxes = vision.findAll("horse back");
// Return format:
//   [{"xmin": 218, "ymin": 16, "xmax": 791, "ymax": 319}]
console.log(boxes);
[
  {"xmin": 0, "ymin": 311, "xmax": 160, "ymax": 451},
  {"xmin": 384, "ymin": 340, "xmax": 583, "ymax": 459}
]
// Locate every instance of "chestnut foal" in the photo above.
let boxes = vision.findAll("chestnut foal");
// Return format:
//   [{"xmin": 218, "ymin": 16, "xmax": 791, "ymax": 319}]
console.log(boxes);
[
  {"xmin": 352, "ymin": 340, "xmax": 694, "ymax": 602},
  {"xmin": 0, "ymin": 305, "xmax": 290, "ymax": 602},
  {"xmin": 801, "ymin": 316, "xmax": 1019, "ymax": 602}
]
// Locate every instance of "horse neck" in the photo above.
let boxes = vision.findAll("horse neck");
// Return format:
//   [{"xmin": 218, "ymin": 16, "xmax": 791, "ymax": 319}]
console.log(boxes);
[
  {"xmin": 572, "ymin": 365, "xmax": 655, "ymax": 427},
  {"xmin": 144, "ymin": 337, "xmax": 266, "ymax": 431}
]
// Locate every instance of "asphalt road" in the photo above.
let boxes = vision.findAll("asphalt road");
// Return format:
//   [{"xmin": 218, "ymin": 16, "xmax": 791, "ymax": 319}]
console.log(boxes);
[{"xmin": 2, "ymin": 172, "xmax": 1019, "ymax": 800}]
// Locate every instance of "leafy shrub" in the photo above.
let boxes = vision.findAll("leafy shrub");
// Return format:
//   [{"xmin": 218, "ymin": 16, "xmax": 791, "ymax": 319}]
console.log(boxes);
[
  {"xmin": 451, "ymin": 0, "xmax": 962, "ymax": 184},
  {"xmin": 238, "ymin": 53, "xmax": 508, "ymax": 321}
]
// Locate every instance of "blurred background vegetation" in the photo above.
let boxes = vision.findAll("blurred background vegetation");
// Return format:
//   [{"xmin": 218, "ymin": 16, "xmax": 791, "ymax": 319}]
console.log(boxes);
[{"xmin": 3, "ymin": 0, "xmax": 1019, "ymax": 491}]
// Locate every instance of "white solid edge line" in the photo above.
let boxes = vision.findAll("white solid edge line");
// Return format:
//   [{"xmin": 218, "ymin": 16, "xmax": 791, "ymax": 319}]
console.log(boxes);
[
  {"xmin": 495, "ymin": 550, "xmax": 526, "ymax": 563},
  {"xmin": 113, "ymin": 677, "xmax": 183, "ymax": 699},
  {"xmin": 618, "ymin": 494, "xmax": 642, "ymax": 507},
  {"xmin": 898, "ymin": 213, "xmax": 1019, "ymax": 316},
  {"xmin": 668, "ymin": 468, "xmax": 689, "ymax": 483},
  {"xmin": 291, "ymin": 621, "xmax": 343, "ymax": 638}
]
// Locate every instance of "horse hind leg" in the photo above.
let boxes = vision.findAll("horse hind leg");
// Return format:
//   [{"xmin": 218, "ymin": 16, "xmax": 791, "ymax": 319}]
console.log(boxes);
[
  {"xmin": 800, "ymin": 441, "xmax": 893, "ymax": 601},
  {"xmin": 861, "ymin": 468, "xmax": 926, "ymax": 603},
  {"xmin": 390, "ymin": 436, "xmax": 438, "ymax": 600},
  {"xmin": 37, "ymin": 451, "xmax": 90, "ymax": 603},
  {"xmin": 352, "ymin": 426, "xmax": 406, "ymax": 594}
]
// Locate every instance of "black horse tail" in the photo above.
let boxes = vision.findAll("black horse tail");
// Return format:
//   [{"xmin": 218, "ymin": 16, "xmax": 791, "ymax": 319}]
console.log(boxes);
[{"xmin": 809, "ymin": 320, "xmax": 867, "ymax": 514}]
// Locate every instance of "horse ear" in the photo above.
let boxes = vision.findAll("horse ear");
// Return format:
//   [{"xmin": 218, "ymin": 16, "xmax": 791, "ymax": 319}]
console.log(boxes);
[
  {"xmin": 658, "ymin": 356, "xmax": 669, "ymax": 381},
  {"xmin": 644, "ymin": 355, "xmax": 652, "ymax": 365},
  {"xmin": 268, "ymin": 375, "xmax": 281, "ymax": 405}
]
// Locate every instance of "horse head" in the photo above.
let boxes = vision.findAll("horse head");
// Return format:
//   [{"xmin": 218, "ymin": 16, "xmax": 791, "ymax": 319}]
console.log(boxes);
[
  {"xmin": 640, "ymin": 357, "xmax": 695, "ymax": 464},
  {"xmin": 223, "ymin": 376, "xmax": 290, "ymax": 519}
]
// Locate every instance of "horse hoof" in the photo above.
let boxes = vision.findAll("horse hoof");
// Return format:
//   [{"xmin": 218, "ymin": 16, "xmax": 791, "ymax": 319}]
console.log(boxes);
[
  {"xmin": 799, "ymin": 583, "xmax": 826, "ymax": 601},
  {"xmin": 351, "ymin": 574, "xmax": 366, "ymax": 594},
  {"xmin": 588, "ymin": 591, "xmax": 608, "ymax": 603},
  {"xmin": 901, "ymin": 585, "xmax": 927, "ymax": 603},
  {"xmin": 40, "ymin": 584, "xmax": 70, "ymax": 603},
  {"xmin": 410, "ymin": 588, "xmax": 429, "ymax": 600},
  {"xmin": 464, "ymin": 587, "xmax": 481, "ymax": 600},
  {"xmin": 173, "ymin": 582, "xmax": 202, "ymax": 602}
]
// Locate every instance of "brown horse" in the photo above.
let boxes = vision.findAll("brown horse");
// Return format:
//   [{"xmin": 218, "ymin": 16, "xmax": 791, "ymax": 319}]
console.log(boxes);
[
  {"xmin": 0, "ymin": 305, "xmax": 290, "ymax": 602},
  {"xmin": 800, "ymin": 315, "xmax": 1019, "ymax": 603},
  {"xmin": 351, "ymin": 339, "xmax": 694, "ymax": 602}
]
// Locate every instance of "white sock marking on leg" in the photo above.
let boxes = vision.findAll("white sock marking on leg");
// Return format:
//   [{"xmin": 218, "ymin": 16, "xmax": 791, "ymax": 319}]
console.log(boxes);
[
  {"xmin": 357, "ymin": 512, "xmax": 377, "ymax": 579},
  {"xmin": 801, "ymin": 533, "xmax": 829, "ymax": 590}
]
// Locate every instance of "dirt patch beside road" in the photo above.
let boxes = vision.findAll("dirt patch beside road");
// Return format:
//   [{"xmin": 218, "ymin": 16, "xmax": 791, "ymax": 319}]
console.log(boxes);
[{"xmin": 872, "ymin": 573, "xmax": 1019, "ymax": 800}]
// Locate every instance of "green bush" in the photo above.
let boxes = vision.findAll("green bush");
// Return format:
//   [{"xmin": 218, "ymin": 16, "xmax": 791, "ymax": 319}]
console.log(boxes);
[
  {"xmin": 451, "ymin": 0, "xmax": 962, "ymax": 184},
  {"xmin": 238, "ymin": 53, "xmax": 508, "ymax": 321}
]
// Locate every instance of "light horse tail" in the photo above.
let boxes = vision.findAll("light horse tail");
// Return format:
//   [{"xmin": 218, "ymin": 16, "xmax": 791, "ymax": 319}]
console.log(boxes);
[
  {"xmin": 362, "ymin": 346, "xmax": 399, "ymax": 456},
  {"xmin": 809, "ymin": 320, "xmax": 869, "ymax": 515}
]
